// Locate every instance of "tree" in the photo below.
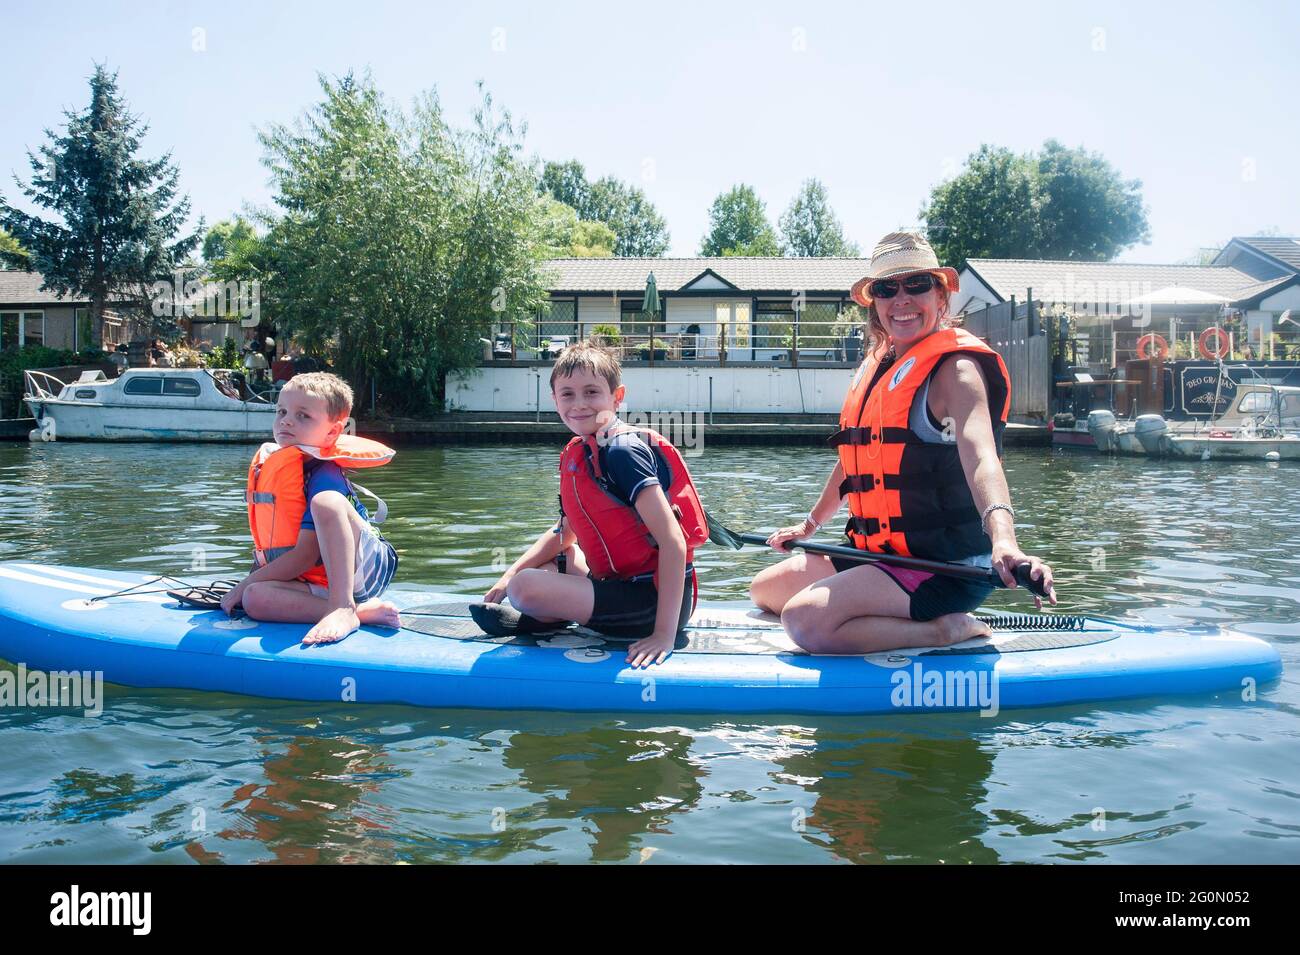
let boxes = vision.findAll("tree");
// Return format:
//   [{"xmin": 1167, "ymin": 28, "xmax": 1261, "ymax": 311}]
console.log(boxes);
[
  {"xmin": 920, "ymin": 141, "xmax": 1148, "ymax": 271},
  {"xmin": 202, "ymin": 216, "xmax": 259, "ymax": 265},
  {"xmin": 0, "ymin": 227, "xmax": 26, "ymax": 266},
  {"xmin": 587, "ymin": 177, "xmax": 670, "ymax": 256},
  {"xmin": 779, "ymin": 179, "xmax": 860, "ymax": 256},
  {"xmin": 572, "ymin": 220, "xmax": 616, "ymax": 257},
  {"xmin": 0, "ymin": 64, "xmax": 202, "ymax": 345},
  {"xmin": 1032, "ymin": 140, "xmax": 1149, "ymax": 261},
  {"xmin": 700, "ymin": 184, "xmax": 780, "ymax": 256},
  {"xmin": 920, "ymin": 145, "xmax": 1041, "ymax": 271},
  {"xmin": 534, "ymin": 195, "xmax": 615, "ymax": 257},
  {"xmin": 258, "ymin": 74, "xmax": 553, "ymax": 412},
  {"xmin": 538, "ymin": 160, "xmax": 670, "ymax": 256},
  {"xmin": 539, "ymin": 160, "xmax": 589, "ymax": 217}
]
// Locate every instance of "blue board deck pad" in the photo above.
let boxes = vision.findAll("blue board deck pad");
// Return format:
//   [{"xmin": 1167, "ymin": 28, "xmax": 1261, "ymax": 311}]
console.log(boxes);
[{"xmin": 0, "ymin": 563, "xmax": 1283, "ymax": 716}]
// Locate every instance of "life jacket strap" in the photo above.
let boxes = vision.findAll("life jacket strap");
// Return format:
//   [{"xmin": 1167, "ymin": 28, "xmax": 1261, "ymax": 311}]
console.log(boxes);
[
  {"xmin": 838, "ymin": 473, "xmax": 876, "ymax": 495},
  {"xmin": 248, "ymin": 491, "xmax": 275, "ymax": 504},
  {"xmin": 254, "ymin": 544, "xmax": 294, "ymax": 565},
  {"xmin": 888, "ymin": 506, "xmax": 982, "ymax": 533},
  {"xmin": 880, "ymin": 464, "xmax": 969, "ymax": 490},
  {"xmin": 827, "ymin": 426, "xmax": 874, "ymax": 446},
  {"xmin": 349, "ymin": 481, "xmax": 387, "ymax": 524},
  {"xmin": 828, "ymin": 425, "xmax": 922, "ymax": 447},
  {"xmin": 844, "ymin": 515, "xmax": 883, "ymax": 537}
]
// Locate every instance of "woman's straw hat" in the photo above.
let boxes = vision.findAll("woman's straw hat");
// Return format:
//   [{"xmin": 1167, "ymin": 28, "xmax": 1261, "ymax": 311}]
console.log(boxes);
[{"xmin": 850, "ymin": 231, "xmax": 960, "ymax": 308}]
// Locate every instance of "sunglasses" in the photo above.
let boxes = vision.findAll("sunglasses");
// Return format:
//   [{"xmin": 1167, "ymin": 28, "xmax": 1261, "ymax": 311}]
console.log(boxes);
[{"xmin": 868, "ymin": 273, "xmax": 938, "ymax": 299}]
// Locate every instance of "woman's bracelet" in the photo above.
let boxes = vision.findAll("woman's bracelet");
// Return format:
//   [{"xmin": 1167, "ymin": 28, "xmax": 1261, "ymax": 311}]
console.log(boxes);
[
  {"xmin": 980, "ymin": 502, "xmax": 1015, "ymax": 534},
  {"xmin": 805, "ymin": 513, "xmax": 823, "ymax": 531}
]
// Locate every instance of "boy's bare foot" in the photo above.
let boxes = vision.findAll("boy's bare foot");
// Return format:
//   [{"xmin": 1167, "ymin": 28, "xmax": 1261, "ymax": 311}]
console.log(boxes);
[
  {"xmin": 356, "ymin": 599, "xmax": 401, "ymax": 629},
  {"xmin": 303, "ymin": 606, "xmax": 362, "ymax": 645}
]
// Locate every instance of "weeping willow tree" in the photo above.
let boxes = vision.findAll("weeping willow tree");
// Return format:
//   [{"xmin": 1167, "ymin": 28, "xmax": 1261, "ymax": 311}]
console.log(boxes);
[{"xmin": 257, "ymin": 73, "xmax": 554, "ymax": 412}]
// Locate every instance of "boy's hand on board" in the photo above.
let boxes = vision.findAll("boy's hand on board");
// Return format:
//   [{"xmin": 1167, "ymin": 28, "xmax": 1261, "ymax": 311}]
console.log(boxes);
[
  {"xmin": 220, "ymin": 582, "xmax": 245, "ymax": 616},
  {"xmin": 484, "ymin": 572, "xmax": 513, "ymax": 605},
  {"xmin": 626, "ymin": 631, "xmax": 674, "ymax": 669}
]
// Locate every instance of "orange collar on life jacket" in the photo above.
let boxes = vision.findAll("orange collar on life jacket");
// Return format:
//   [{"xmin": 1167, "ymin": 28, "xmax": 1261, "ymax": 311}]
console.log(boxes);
[{"xmin": 246, "ymin": 435, "xmax": 395, "ymax": 587}]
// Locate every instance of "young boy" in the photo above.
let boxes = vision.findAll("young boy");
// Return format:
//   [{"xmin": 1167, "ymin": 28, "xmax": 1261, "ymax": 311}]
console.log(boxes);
[
  {"xmin": 471, "ymin": 342, "xmax": 708, "ymax": 668},
  {"xmin": 220, "ymin": 372, "xmax": 401, "ymax": 644}
]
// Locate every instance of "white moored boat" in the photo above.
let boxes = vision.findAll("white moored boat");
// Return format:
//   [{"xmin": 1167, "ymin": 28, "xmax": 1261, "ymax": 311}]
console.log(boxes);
[
  {"xmin": 1088, "ymin": 383, "xmax": 1300, "ymax": 461},
  {"xmin": 23, "ymin": 368, "xmax": 276, "ymax": 442}
]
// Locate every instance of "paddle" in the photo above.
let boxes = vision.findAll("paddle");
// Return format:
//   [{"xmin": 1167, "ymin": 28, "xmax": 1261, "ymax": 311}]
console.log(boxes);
[{"xmin": 704, "ymin": 511, "xmax": 1051, "ymax": 599}]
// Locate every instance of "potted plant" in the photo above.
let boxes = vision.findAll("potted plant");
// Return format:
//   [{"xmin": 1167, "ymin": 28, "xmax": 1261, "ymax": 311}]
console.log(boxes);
[
  {"xmin": 591, "ymin": 324, "xmax": 621, "ymax": 348},
  {"xmin": 635, "ymin": 337, "xmax": 669, "ymax": 361}
]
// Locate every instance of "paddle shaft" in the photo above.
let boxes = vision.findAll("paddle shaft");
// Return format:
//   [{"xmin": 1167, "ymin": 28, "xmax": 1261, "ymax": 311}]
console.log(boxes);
[{"xmin": 737, "ymin": 532, "xmax": 1049, "ymax": 598}]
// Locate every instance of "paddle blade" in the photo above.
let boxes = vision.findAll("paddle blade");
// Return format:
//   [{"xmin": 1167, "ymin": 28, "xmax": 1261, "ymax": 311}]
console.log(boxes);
[{"xmin": 703, "ymin": 508, "xmax": 746, "ymax": 550}]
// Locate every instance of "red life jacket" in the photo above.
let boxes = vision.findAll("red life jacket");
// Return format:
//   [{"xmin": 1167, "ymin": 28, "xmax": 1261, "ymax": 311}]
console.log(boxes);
[
  {"xmin": 558, "ymin": 424, "xmax": 708, "ymax": 601},
  {"xmin": 830, "ymin": 327, "xmax": 1010, "ymax": 562},
  {"xmin": 246, "ymin": 435, "xmax": 395, "ymax": 588}
]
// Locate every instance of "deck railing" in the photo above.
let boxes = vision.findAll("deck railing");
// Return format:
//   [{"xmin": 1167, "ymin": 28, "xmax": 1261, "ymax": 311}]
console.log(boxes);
[{"xmin": 486, "ymin": 320, "xmax": 867, "ymax": 368}]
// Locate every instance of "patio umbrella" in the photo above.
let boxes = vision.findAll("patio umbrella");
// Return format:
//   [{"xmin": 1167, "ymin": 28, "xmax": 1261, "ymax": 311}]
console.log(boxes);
[
  {"xmin": 641, "ymin": 271, "xmax": 660, "ymax": 321},
  {"xmin": 1128, "ymin": 285, "xmax": 1228, "ymax": 306}
]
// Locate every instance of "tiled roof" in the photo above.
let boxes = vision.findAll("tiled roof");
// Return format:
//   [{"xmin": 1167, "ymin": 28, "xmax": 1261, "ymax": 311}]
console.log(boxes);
[
  {"xmin": 544, "ymin": 257, "xmax": 872, "ymax": 294},
  {"xmin": 1229, "ymin": 274, "xmax": 1299, "ymax": 307},
  {"xmin": 1233, "ymin": 237, "xmax": 1300, "ymax": 272},
  {"xmin": 964, "ymin": 258, "xmax": 1267, "ymax": 307},
  {"xmin": 0, "ymin": 268, "xmax": 135, "ymax": 306},
  {"xmin": 0, "ymin": 269, "xmax": 90, "ymax": 305}
]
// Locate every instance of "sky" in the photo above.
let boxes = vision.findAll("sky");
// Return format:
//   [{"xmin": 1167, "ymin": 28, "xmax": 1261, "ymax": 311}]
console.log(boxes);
[{"xmin": 2, "ymin": 0, "xmax": 1296, "ymax": 263}]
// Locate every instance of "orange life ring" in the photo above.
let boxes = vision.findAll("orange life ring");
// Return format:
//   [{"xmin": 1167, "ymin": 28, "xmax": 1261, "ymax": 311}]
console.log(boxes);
[
  {"xmin": 1135, "ymin": 333, "xmax": 1169, "ymax": 361},
  {"xmin": 1198, "ymin": 326, "xmax": 1231, "ymax": 360}
]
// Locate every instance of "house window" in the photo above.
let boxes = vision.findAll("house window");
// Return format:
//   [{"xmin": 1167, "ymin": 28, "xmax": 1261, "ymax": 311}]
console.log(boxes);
[
  {"xmin": 754, "ymin": 302, "xmax": 793, "ymax": 349},
  {"xmin": 24, "ymin": 313, "xmax": 44, "ymax": 347},
  {"xmin": 621, "ymin": 299, "xmax": 665, "ymax": 338},
  {"xmin": 753, "ymin": 301, "xmax": 843, "ymax": 353},
  {"xmin": 714, "ymin": 302, "xmax": 750, "ymax": 350},
  {"xmin": 799, "ymin": 302, "xmax": 840, "ymax": 355},
  {"xmin": 75, "ymin": 308, "xmax": 91, "ymax": 351},
  {"xmin": 537, "ymin": 298, "xmax": 577, "ymax": 346},
  {"xmin": 0, "ymin": 311, "xmax": 44, "ymax": 348}
]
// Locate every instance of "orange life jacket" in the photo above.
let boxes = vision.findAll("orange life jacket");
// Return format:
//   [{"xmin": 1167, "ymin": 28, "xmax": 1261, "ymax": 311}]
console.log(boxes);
[
  {"xmin": 246, "ymin": 435, "xmax": 395, "ymax": 588},
  {"xmin": 558, "ymin": 424, "xmax": 708, "ymax": 600},
  {"xmin": 830, "ymin": 327, "xmax": 1010, "ymax": 561}
]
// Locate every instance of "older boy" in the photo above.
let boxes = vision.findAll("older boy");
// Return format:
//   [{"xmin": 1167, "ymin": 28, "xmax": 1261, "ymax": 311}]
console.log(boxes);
[{"xmin": 472, "ymin": 342, "xmax": 708, "ymax": 668}]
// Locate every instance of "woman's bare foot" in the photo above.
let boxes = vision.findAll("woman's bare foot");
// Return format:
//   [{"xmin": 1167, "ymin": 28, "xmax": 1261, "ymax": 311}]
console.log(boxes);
[
  {"xmin": 934, "ymin": 612, "xmax": 991, "ymax": 647},
  {"xmin": 356, "ymin": 599, "xmax": 401, "ymax": 629},
  {"xmin": 303, "ymin": 606, "xmax": 363, "ymax": 645}
]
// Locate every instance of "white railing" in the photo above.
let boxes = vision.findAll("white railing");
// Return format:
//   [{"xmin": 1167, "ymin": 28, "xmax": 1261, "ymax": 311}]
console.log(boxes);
[{"xmin": 22, "ymin": 369, "xmax": 68, "ymax": 400}]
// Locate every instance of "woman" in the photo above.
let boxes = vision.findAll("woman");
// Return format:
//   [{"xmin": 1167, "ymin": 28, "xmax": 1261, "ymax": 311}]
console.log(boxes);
[{"xmin": 750, "ymin": 232, "xmax": 1056, "ymax": 653}]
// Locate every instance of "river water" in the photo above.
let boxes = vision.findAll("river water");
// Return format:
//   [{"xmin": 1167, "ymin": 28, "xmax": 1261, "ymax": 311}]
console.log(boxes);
[{"xmin": 1, "ymin": 440, "xmax": 1297, "ymax": 863}]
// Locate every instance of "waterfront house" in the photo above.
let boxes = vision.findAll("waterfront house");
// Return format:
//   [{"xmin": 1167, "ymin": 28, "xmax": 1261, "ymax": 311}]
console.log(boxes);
[
  {"xmin": 0, "ymin": 269, "xmax": 132, "ymax": 351},
  {"xmin": 520, "ymin": 256, "xmax": 874, "ymax": 364},
  {"xmin": 0, "ymin": 267, "xmax": 252, "ymax": 353},
  {"xmin": 954, "ymin": 236, "xmax": 1300, "ymax": 367},
  {"xmin": 460, "ymin": 256, "xmax": 876, "ymax": 416}
]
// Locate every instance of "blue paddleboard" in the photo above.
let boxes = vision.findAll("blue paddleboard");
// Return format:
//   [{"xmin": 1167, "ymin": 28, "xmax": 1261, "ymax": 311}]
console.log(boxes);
[{"xmin": 0, "ymin": 562, "xmax": 1282, "ymax": 715}]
